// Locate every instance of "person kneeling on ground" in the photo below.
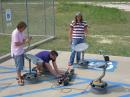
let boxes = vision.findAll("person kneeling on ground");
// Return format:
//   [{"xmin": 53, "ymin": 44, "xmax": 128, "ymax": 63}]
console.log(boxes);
[{"xmin": 34, "ymin": 50, "xmax": 64, "ymax": 78}]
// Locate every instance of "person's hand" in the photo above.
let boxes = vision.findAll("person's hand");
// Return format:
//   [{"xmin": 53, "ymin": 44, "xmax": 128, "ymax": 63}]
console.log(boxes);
[
  {"xmin": 67, "ymin": 64, "xmax": 73, "ymax": 71},
  {"xmin": 85, "ymin": 33, "xmax": 88, "ymax": 38},
  {"xmin": 25, "ymin": 36, "xmax": 32, "ymax": 43},
  {"xmin": 69, "ymin": 39, "xmax": 72, "ymax": 44},
  {"xmin": 57, "ymin": 70, "xmax": 64, "ymax": 75},
  {"xmin": 85, "ymin": 34, "xmax": 87, "ymax": 37}
]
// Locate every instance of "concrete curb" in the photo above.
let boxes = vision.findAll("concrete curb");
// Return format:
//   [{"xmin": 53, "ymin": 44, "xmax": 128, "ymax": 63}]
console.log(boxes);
[{"xmin": 0, "ymin": 36, "xmax": 55, "ymax": 64}]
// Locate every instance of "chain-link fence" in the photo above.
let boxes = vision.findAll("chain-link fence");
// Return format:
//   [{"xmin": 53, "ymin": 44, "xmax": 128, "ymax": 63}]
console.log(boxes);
[{"xmin": 0, "ymin": 0, "xmax": 55, "ymax": 58}]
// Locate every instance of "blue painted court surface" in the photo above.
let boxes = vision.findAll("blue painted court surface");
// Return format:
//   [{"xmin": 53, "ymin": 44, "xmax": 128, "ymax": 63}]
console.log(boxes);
[{"xmin": 0, "ymin": 49, "xmax": 130, "ymax": 97}]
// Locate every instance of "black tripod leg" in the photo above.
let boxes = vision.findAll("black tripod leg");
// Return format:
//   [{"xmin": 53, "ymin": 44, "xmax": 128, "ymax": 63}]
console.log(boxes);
[{"xmin": 29, "ymin": 59, "xmax": 31, "ymax": 74}]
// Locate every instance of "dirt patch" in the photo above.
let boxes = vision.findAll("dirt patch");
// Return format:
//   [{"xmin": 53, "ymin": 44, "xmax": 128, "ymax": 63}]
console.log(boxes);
[
  {"xmin": 95, "ymin": 3, "xmax": 130, "ymax": 11},
  {"xmin": 98, "ymin": 38, "xmax": 113, "ymax": 44},
  {"xmin": 69, "ymin": 2, "xmax": 130, "ymax": 11}
]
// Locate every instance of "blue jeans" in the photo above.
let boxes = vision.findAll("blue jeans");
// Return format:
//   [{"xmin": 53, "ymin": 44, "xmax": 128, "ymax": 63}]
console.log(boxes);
[
  {"xmin": 69, "ymin": 38, "xmax": 85, "ymax": 65},
  {"xmin": 13, "ymin": 54, "xmax": 24, "ymax": 71}
]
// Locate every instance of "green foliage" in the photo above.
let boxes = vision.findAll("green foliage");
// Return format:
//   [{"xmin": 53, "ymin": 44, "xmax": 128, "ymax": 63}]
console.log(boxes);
[
  {"xmin": 0, "ymin": 35, "xmax": 11, "ymax": 55},
  {"xmin": 0, "ymin": 1, "xmax": 130, "ymax": 57},
  {"xmin": 39, "ymin": 3, "xmax": 130, "ymax": 56},
  {"xmin": 56, "ymin": 0, "xmax": 130, "ymax": 2},
  {"xmin": 57, "ymin": 4, "xmax": 128, "ymax": 24}
]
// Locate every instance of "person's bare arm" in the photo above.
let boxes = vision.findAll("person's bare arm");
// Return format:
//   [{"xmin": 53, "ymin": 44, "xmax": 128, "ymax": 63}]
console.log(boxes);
[
  {"xmin": 44, "ymin": 62, "xmax": 58, "ymax": 77},
  {"xmin": 15, "ymin": 37, "xmax": 32, "ymax": 46},
  {"xmin": 84, "ymin": 26, "xmax": 88, "ymax": 36},
  {"xmin": 15, "ymin": 41, "xmax": 25, "ymax": 46},
  {"xmin": 69, "ymin": 26, "xmax": 73, "ymax": 44},
  {"xmin": 52, "ymin": 61, "xmax": 59, "ymax": 73}
]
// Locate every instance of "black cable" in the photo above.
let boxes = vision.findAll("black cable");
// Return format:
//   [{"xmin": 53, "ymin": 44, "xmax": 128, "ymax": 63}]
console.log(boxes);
[
  {"xmin": 44, "ymin": 67, "xmax": 90, "ymax": 93},
  {"xmin": 50, "ymin": 79, "xmax": 91, "ymax": 93}
]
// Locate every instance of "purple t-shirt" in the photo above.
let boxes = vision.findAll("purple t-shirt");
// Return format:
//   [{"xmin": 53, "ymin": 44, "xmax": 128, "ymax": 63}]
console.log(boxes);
[{"xmin": 35, "ymin": 51, "xmax": 51, "ymax": 63}]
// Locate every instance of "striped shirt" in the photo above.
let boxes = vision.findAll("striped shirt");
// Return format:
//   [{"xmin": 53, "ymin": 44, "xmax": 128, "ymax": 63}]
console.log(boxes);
[{"xmin": 70, "ymin": 20, "xmax": 87, "ymax": 39}]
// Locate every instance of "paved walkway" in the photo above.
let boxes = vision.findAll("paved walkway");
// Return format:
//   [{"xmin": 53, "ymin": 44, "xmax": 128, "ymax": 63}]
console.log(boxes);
[
  {"xmin": 0, "ymin": 49, "xmax": 130, "ymax": 97},
  {"xmin": 67, "ymin": 1, "xmax": 130, "ymax": 11}
]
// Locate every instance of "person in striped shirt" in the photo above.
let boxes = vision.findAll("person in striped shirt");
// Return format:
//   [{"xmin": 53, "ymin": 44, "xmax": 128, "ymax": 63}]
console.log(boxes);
[{"xmin": 68, "ymin": 12, "xmax": 88, "ymax": 70}]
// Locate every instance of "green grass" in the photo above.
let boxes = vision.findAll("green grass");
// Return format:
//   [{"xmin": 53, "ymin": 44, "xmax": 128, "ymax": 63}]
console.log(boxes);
[
  {"xmin": 0, "ymin": 2, "xmax": 130, "ymax": 57},
  {"xmin": 0, "ymin": 35, "xmax": 10, "ymax": 56},
  {"xmin": 3, "ymin": 0, "xmax": 129, "ymax": 2},
  {"xmin": 56, "ymin": 0, "xmax": 130, "ymax": 2},
  {"xmin": 0, "ymin": 0, "xmax": 54, "ymax": 56},
  {"xmin": 38, "ymin": 3, "xmax": 130, "ymax": 56}
]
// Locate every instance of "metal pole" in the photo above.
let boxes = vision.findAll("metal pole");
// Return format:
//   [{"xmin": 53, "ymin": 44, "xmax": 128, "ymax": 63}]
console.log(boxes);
[
  {"xmin": 43, "ymin": 0, "xmax": 47, "ymax": 35},
  {"xmin": 25, "ymin": 0, "xmax": 31, "ymax": 50},
  {"xmin": 52, "ymin": 0, "xmax": 55, "ymax": 37},
  {"xmin": 29, "ymin": 59, "xmax": 32, "ymax": 73},
  {"xmin": 0, "ymin": 0, "xmax": 1, "ymax": 33},
  {"xmin": 25, "ymin": 0, "xmax": 29, "ymax": 38},
  {"xmin": 0, "ymin": 0, "xmax": 4, "ymax": 33},
  {"xmin": 82, "ymin": 51, "xmax": 84, "ymax": 61}
]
